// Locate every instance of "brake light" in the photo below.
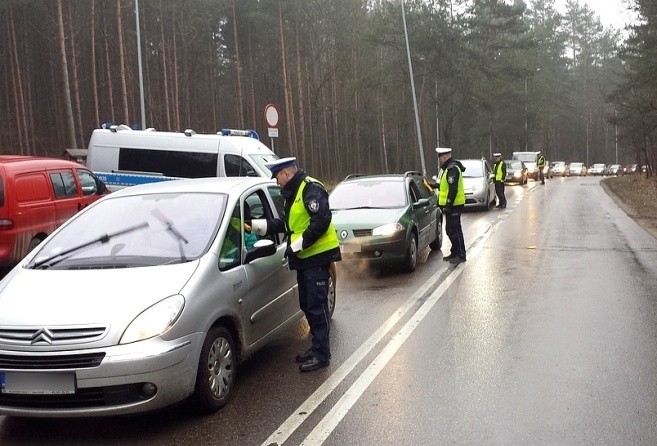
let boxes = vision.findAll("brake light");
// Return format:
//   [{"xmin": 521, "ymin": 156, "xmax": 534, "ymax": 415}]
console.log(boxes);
[{"xmin": 0, "ymin": 219, "xmax": 13, "ymax": 230}]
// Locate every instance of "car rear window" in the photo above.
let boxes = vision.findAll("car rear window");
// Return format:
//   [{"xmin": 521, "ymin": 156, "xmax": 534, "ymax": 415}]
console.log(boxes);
[{"xmin": 330, "ymin": 180, "xmax": 407, "ymax": 209}]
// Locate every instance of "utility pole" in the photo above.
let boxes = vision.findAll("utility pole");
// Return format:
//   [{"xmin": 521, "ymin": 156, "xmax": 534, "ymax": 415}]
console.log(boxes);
[{"xmin": 135, "ymin": 0, "xmax": 146, "ymax": 129}]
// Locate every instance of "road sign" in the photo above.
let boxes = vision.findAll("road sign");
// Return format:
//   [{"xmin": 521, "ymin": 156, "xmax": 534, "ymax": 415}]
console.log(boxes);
[{"xmin": 264, "ymin": 103, "xmax": 279, "ymax": 128}]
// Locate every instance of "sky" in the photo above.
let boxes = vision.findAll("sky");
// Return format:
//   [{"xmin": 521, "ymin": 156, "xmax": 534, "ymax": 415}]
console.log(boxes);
[{"xmin": 555, "ymin": 0, "xmax": 638, "ymax": 31}]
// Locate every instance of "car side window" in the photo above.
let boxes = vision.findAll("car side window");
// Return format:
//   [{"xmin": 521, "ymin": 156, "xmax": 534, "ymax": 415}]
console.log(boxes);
[
  {"xmin": 408, "ymin": 181, "xmax": 421, "ymax": 203},
  {"xmin": 50, "ymin": 171, "xmax": 78, "ymax": 199},
  {"xmin": 413, "ymin": 177, "xmax": 433, "ymax": 200},
  {"xmin": 77, "ymin": 169, "xmax": 98, "ymax": 196},
  {"xmin": 225, "ymin": 154, "xmax": 258, "ymax": 177},
  {"xmin": 266, "ymin": 186, "xmax": 287, "ymax": 245},
  {"xmin": 219, "ymin": 203, "xmax": 243, "ymax": 271}
]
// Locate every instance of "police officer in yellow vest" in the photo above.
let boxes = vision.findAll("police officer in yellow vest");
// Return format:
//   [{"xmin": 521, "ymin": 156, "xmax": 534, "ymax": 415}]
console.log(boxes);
[
  {"xmin": 536, "ymin": 150, "xmax": 546, "ymax": 185},
  {"xmin": 493, "ymin": 152, "xmax": 507, "ymax": 208},
  {"xmin": 436, "ymin": 147, "xmax": 467, "ymax": 264},
  {"xmin": 251, "ymin": 157, "xmax": 341, "ymax": 372}
]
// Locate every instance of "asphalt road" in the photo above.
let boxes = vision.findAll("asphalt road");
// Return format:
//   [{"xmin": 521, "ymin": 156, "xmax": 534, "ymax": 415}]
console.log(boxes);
[{"xmin": 2, "ymin": 176, "xmax": 657, "ymax": 445}]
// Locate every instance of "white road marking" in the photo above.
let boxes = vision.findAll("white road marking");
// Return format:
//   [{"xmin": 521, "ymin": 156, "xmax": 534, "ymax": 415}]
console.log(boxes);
[{"xmin": 262, "ymin": 220, "xmax": 499, "ymax": 446}]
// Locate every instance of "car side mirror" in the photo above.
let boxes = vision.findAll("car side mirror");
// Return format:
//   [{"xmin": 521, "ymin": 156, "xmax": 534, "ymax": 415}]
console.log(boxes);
[
  {"xmin": 244, "ymin": 239, "xmax": 276, "ymax": 263},
  {"xmin": 413, "ymin": 198, "xmax": 430, "ymax": 209}
]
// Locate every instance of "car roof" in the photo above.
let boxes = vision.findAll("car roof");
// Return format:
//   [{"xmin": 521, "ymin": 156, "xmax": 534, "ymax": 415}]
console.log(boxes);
[
  {"xmin": 340, "ymin": 172, "xmax": 420, "ymax": 183},
  {"xmin": 108, "ymin": 176, "xmax": 275, "ymax": 197},
  {"xmin": 0, "ymin": 155, "xmax": 86, "ymax": 172}
]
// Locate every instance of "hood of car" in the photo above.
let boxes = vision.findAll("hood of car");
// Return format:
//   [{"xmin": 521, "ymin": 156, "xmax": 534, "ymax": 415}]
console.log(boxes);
[
  {"xmin": 0, "ymin": 261, "xmax": 198, "ymax": 331},
  {"xmin": 463, "ymin": 177, "xmax": 487, "ymax": 191},
  {"xmin": 331, "ymin": 207, "xmax": 407, "ymax": 229}
]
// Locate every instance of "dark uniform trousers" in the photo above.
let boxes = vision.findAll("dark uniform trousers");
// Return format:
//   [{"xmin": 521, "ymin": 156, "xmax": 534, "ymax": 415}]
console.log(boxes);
[
  {"xmin": 495, "ymin": 181, "xmax": 506, "ymax": 207},
  {"xmin": 445, "ymin": 210, "xmax": 466, "ymax": 259},
  {"xmin": 297, "ymin": 265, "xmax": 330, "ymax": 363}
]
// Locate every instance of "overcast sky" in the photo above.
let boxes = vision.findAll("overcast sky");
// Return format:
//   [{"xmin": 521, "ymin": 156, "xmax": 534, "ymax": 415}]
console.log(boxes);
[{"xmin": 555, "ymin": 0, "xmax": 638, "ymax": 30}]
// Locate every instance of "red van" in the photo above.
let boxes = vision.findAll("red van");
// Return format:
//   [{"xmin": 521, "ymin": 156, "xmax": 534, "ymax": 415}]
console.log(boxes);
[{"xmin": 0, "ymin": 156, "xmax": 109, "ymax": 268}]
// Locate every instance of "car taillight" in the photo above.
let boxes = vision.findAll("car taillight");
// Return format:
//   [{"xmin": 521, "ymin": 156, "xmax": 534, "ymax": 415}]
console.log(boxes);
[{"xmin": 0, "ymin": 219, "xmax": 13, "ymax": 230}]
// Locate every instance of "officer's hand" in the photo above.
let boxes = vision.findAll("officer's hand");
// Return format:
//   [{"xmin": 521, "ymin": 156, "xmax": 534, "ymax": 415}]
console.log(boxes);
[
  {"xmin": 443, "ymin": 206, "xmax": 452, "ymax": 215},
  {"xmin": 285, "ymin": 245, "xmax": 296, "ymax": 258}
]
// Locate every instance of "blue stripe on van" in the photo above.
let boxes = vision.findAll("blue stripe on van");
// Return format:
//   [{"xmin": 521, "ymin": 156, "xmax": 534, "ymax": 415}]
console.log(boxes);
[{"xmin": 94, "ymin": 172, "xmax": 180, "ymax": 188}]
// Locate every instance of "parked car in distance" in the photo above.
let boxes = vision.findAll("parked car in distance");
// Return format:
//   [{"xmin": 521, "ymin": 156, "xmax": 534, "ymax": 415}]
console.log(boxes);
[
  {"xmin": 625, "ymin": 163, "xmax": 638, "ymax": 174},
  {"xmin": 459, "ymin": 158, "xmax": 496, "ymax": 210},
  {"xmin": 0, "ymin": 176, "xmax": 328, "ymax": 417},
  {"xmin": 0, "ymin": 156, "xmax": 108, "ymax": 269},
  {"xmin": 568, "ymin": 162, "xmax": 586, "ymax": 176},
  {"xmin": 504, "ymin": 160, "xmax": 528, "ymax": 184},
  {"xmin": 329, "ymin": 172, "xmax": 441, "ymax": 272},
  {"xmin": 512, "ymin": 151, "xmax": 540, "ymax": 180},
  {"xmin": 588, "ymin": 163, "xmax": 606, "ymax": 176},
  {"xmin": 550, "ymin": 161, "xmax": 567, "ymax": 177},
  {"xmin": 606, "ymin": 164, "xmax": 622, "ymax": 176}
]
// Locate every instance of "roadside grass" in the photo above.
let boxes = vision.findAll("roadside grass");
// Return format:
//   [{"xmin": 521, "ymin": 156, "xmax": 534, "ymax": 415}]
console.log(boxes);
[{"xmin": 602, "ymin": 174, "xmax": 657, "ymax": 240}]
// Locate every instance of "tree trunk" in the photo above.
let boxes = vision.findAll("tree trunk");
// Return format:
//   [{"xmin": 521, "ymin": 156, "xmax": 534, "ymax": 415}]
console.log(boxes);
[
  {"xmin": 103, "ymin": 36, "xmax": 116, "ymax": 124},
  {"xmin": 160, "ymin": 0, "xmax": 171, "ymax": 130},
  {"xmin": 295, "ymin": 25, "xmax": 306, "ymax": 156},
  {"xmin": 55, "ymin": 0, "xmax": 77, "ymax": 151},
  {"xmin": 172, "ymin": 15, "xmax": 180, "ymax": 130},
  {"xmin": 231, "ymin": 0, "xmax": 244, "ymax": 129},
  {"xmin": 279, "ymin": 4, "xmax": 293, "ymax": 150},
  {"xmin": 116, "ymin": 0, "xmax": 130, "ymax": 125},
  {"xmin": 67, "ymin": 2, "xmax": 84, "ymax": 148},
  {"xmin": 91, "ymin": 0, "xmax": 100, "ymax": 129}
]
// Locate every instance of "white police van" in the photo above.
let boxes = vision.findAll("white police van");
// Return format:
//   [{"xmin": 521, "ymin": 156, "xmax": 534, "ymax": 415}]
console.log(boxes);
[{"xmin": 86, "ymin": 125, "xmax": 279, "ymax": 190}]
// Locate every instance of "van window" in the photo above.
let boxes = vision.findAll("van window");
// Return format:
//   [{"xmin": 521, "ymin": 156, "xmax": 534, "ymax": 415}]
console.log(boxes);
[
  {"xmin": 225, "ymin": 154, "xmax": 258, "ymax": 177},
  {"xmin": 15, "ymin": 173, "xmax": 51, "ymax": 203},
  {"xmin": 50, "ymin": 171, "xmax": 78, "ymax": 198},
  {"xmin": 77, "ymin": 169, "xmax": 98, "ymax": 196},
  {"xmin": 119, "ymin": 148, "xmax": 217, "ymax": 178}
]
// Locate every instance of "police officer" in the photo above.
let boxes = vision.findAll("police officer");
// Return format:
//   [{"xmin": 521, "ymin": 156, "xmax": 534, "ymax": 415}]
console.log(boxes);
[
  {"xmin": 436, "ymin": 148, "xmax": 466, "ymax": 264},
  {"xmin": 493, "ymin": 152, "xmax": 507, "ymax": 208},
  {"xmin": 536, "ymin": 150, "xmax": 546, "ymax": 185},
  {"xmin": 251, "ymin": 157, "xmax": 341, "ymax": 372}
]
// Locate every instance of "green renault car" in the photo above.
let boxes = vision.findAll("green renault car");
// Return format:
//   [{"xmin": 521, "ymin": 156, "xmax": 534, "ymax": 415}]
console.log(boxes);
[{"xmin": 329, "ymin": 172, "xmax": 442, "ymax": 272}]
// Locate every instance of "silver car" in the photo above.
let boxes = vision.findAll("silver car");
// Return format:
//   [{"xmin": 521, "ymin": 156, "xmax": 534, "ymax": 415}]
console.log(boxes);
[
  {"xmin": 0, "ymin": 177, "xmax": 323, "ymax": 417},
  {"xmin": 459, "ymin": 158, "xmax": 496, "ymax": 210}
]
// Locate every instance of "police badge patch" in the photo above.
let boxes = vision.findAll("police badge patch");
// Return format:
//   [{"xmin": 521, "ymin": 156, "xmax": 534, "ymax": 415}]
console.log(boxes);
[
  {"xmin": 308, "ymin": 200, "xmax": 320, "ymax": 213},
  {"xmin": 448, "ymin": 176, "xmax": 455, "ymax": 184}
]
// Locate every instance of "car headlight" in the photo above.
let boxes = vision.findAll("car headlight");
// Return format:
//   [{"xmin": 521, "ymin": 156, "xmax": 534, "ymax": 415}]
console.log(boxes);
[
  {"xmin": 120, "ymin": 294, "xmax": 185, "ymax": 344},
  {"xmin": 527, "ymin": 166, "xmax": 535, "ymax": 173},
  {"xmin": 372, "ymin": 222, "xmax": 403, "ymax": 236},
  {"xmin": 513, "ymin": 171, "xmax": 521, "ymax": 178}
]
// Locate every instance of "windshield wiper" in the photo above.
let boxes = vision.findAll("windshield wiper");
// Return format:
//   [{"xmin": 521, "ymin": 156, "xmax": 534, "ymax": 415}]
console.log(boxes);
[
  {"xmin": 30, "ymin": 222, "xmax": 150, "ymax": 269},
  {"xmin": 151, "ymin": 209, "xmax": 189, "ymax": 262}
]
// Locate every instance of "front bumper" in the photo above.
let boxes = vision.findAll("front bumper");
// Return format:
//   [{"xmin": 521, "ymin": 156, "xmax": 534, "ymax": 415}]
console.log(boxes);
[
  {"xmin": 339, "ymin": 231, "xmax": 408, "ymax": 266},
  {"xmin": 0, "ymin": 332, "xmax": 204, "ymax": 417}
]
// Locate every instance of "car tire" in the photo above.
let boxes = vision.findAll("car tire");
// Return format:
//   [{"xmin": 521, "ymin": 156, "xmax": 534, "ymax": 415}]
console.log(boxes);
[
  {"xmin": 193, "ymin": 326, "xmax": 236, "ymax": 414},
  {"xmin": 429, "ymin": 220, "xmax": 442, "ymax": 250},
  {"xmin": 27, "ymin": 237, "xmax": 42, "ymax": 253},
  {"xmin": 327, "ymin": 263, "xmax": 337, "ymax": 319},
  {"xmin": 403, "ymin": 232, "xmax": 418, "ymax": 273}
]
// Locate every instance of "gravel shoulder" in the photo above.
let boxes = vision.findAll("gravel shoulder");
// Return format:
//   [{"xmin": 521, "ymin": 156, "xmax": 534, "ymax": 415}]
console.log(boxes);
[{"xmin": 601, "ymin": 174, "xmax": 657, "ymax": 241}]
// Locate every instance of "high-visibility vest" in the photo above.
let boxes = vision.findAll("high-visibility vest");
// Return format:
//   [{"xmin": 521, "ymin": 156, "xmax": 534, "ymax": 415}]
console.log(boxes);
[
  {"xmin": 438, "ymin": 165, "xmax": 465, "ymax": 206},
  {"xmin": 288, "ymin": 177, "xmax": 339, "ymax": 259},
  {"xmin": 537, "ymin": 155, "xmax": 546, "ymax": 167},
  {"xmin": 495, "ymin": 161, "xmax": 505, "ymax": 181}
]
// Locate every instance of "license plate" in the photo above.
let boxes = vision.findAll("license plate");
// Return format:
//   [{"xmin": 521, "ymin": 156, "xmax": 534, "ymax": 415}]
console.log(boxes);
[
  {"xmin": 340, "ymin": 243, "xmax": 361, "ymax": 254},
  {"xmin": 0, "ymin": 371, "xmax": 75, "ymax": 395}
]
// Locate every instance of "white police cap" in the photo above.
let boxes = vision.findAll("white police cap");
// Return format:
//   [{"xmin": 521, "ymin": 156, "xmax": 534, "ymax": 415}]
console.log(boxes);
[
  {"xmin": 265, "ymin": 157, "xmax": 297, "ymax": 178},
  {"xmin": 493, "ymin": 152, "xmax": 502, "ymax": 157},
  {"xmin": 435, "ymin": 147, "xmax": 452, "ymax": 155}
]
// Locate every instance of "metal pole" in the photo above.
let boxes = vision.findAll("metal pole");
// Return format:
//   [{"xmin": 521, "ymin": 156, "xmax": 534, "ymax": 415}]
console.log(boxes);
[
  {"xmin": 401, "ymin": 0, "xmax": 426, "ymax": 176},
  {"xmin": 614, "ymin": 109, "xmax": 618, "ymax": 164},
  {"xmin": 135, "ymin": 0, "xmax": 146, "ymax": 129},
  {"xmin": 524, "ymin": 76, "xmax": 528, "ymax": 151}
]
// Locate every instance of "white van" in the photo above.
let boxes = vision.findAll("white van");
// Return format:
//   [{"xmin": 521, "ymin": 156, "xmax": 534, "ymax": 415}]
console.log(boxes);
[{"xmin": 86, "ymin": 125, "xmax": 279, "ymax": 190}]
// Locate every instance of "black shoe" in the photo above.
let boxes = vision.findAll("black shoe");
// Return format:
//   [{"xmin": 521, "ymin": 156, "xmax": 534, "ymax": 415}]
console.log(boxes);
[
  {"xmin": 448, "ymin": 256, "xmax": 466, "ymax": 264},
  {"xmin": 299, "ymin": 356, "xmax": 329, "ymax": 372},
  {"xmin": 443, "ymin": 255, "xmax": 456, "ymax": 262},
  {"xmin": 295, "ymin": 348, "xmax": 313, "ymax": 363}
]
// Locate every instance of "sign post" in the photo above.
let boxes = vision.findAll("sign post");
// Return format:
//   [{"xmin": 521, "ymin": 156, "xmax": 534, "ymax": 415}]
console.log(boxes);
[{"xmin": 264, "ymin": 103, "xmax": 280, "ymax": 152}]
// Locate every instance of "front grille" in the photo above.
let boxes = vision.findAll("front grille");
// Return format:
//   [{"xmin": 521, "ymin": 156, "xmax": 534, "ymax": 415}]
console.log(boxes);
[
  {"xmin": 352, "ymin": 229, "xmax": 372, "ymax": 237},
  {"xmin": 0, "ymin": 352, "xmax": 105, "ymax": 369},
  {"xmin": 0, "ymin": 383, "xmax": 150, "ymax": 408},
  {"xmin": 0, "ymin": 326, "xmax": 107, "ymax": 345}
]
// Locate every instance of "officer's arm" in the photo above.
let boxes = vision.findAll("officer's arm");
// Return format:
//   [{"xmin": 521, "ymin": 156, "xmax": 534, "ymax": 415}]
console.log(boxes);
[
  {"xmin": 301, "ymin": 183, "xmax": 332, "ymax": 249},
  {"xmin": 446, "ymin": 167, "xmax": 459, "ymax": 206}
]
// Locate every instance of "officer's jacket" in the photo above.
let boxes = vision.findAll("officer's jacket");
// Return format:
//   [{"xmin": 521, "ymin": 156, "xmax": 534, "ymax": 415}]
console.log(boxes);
[
  {"xmin": 269, "ymin": 169, "xmax": 341, "ymax": 270},
  {"xmin": 494, "ymin": 160, "xmax": 507, "ymax": 182},
  {"xmin": 438, "ymin": 158, "xmax": 466, "ymax": 208}
]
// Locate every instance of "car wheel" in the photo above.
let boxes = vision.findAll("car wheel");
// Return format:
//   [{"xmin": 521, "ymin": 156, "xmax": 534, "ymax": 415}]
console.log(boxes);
[
  {"xmin": 193, "ymin": 326, "xmax": 236, "ymax": 414},
  {"xmin": 27, "ymin": 237, "xmax": 42, "ymax": 253},
  {"xmin": 403, "ymin": 232, "xmax": 418, "ymax": 273},
  {"xmin": 429, "ymin": 219, "xmax": 442, "ymax": 250},
  {"xmin": 327, "ymin": 262, "xmax": 337, "ymax": 319}
]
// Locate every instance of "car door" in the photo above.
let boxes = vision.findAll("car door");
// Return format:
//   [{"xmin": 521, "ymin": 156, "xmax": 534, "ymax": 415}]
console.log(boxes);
[
  {"xmin": 48, "ymin": 169, "xmax": 83, "ymax": 226},
  {"xmin": 239, "ymin": 186, "xmax": 298, "ymax": 346},
  {"xmin": 408, "ymin": 179, "xmax": 433, "ymax": 249}
]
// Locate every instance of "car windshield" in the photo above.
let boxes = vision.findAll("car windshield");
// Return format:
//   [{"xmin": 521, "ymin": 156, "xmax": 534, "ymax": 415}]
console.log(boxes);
[
  {"xmin": 460, "ymin": 160, "xmax": 485, "ymax": 178},
  {"xmin": 513, "ymin": 153, "xmax": 537, "ymax": 163},
  {"xmin": 593, "ymin": 164, "xmax": 605, "ymax": 168},
  {"xmin": 571, "ymin": 163, "xmax": 583, "ymax": 168},
  {"xmin": 506, "ymin": 161, "xmax": 522, "ymax": 169},
  {"xmin": 330, "ymin": 179, "xmax": 407, "ymax": 209},
  {"xmin": 30, "ymin": 192, "xmax": 226, "ymax": 269}
]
